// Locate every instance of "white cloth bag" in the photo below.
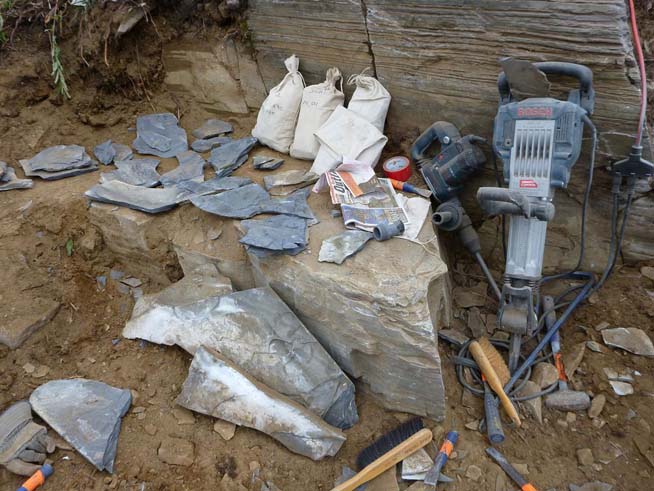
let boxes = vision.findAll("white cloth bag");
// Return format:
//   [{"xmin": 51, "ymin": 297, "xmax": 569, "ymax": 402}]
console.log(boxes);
[
  {"xmin": 252, "ymin": 55, "xmax": 305, "ymax": 153},
  {"xmin": 290, "ymin": 67, "xmax": 345, "ymax": 160},
  {"xmin": 347, "ymin": 70, "xmax": 391, "ymax": 132},
  {"xmin": 309, "ymin": 106, "xmax": 388, "ymax": 176}
]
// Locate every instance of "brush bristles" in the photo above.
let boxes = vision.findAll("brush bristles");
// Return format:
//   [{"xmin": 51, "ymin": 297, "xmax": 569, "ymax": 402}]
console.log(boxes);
[
  {"xmin": 478, "ymin": 337, "xmax": 510, "ymax": 385},
  {"xmin": 356, "ymin": 418, "xmax": 424, "ymax": 470}
]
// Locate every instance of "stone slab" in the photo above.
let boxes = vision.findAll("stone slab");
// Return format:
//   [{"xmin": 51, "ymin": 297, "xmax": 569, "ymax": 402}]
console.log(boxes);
[
  {"xmin": 176, "ymin": 346, "xmax": 346, "ymax": 460},
  {"xmin": 124, "ymin": 286, "xmax": 358, "ymax": 428},
  {"xmin": 30, "ymin": 379, "xmax": 131, "ymax": 473},
  {"xmin": 248, "ymin": 192, "xmax": 450, "ymax": 420},
  {"xmin": 85, "ymin": 180, "xmax": 188, "ymax": 214},
  {"xmin": 132, "ymin": 113, "xmax": 188, "ymax": 158}
]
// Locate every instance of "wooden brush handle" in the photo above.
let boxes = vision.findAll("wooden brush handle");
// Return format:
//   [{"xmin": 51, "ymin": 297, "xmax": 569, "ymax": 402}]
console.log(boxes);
[
  {"xmin": 469, "ymin": 341, "xmax": 522, "ymax": 427},
  {"xmin": 331, "ymin": 428, "xmax": 433, "ymax": 491}
]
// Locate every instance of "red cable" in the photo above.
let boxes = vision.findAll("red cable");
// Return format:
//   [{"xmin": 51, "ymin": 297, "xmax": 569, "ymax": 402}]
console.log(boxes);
[{"xmin": 628, "ymin": 0, "xmax": 647, "ymax": 146}]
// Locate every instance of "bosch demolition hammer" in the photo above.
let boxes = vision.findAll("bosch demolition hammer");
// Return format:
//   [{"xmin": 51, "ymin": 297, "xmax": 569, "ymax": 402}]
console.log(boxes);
[
  {"xmin": 414, "ymin": 60, "xmax": 654, "ymax": 439},
  {"xmin": 413, "ymin": 63, "xmax": 598, "ymax": 368}
]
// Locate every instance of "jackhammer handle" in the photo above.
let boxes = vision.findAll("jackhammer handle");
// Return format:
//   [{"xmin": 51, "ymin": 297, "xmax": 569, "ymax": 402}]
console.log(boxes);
[
  {"xmin": 498, "ymin": 61, "xmax": 594, "ymax": 114},
  {"xmin": 469, "ymin": 341, "xmax": 522, "ymax": 427}
]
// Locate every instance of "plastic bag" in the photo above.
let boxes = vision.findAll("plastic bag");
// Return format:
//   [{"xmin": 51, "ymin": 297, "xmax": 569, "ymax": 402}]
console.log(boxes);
[
  {"xmin": 309, "ymin": 106, "xmax": 388, "ymax": 176},
  {"xmin": 252, "ymin": 55, "xmax": 305, "ymax": 153},
  {"xmin": 290, "ymin": 67, "xmax": 344, "ymax": 160},
  {"xmin": 347, "ymin": 70, "xmax": 391, "ymax": 132}
]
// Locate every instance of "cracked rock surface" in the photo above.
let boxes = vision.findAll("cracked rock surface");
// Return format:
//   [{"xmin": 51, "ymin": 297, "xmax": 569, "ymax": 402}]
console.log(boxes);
[{"xmin": 176, "ymin": 346, "xmax": 347, "ymax": 460}]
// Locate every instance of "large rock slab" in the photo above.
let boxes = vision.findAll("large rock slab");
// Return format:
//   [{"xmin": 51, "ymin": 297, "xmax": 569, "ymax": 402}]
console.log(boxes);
[
  {"xmin": 124, "ymin": 286, "xmax": 358, "ymax": 429},
  {"xmin": 30, "ymin": 379, "xmax": 131, "ymax": 473},
  {"xmin": 248, "ymin": 193, "xmax": 450, "ymax": 421},
  {"xmin": 177, "ymin": 347, "xmax": 346, "ymax": 460}
]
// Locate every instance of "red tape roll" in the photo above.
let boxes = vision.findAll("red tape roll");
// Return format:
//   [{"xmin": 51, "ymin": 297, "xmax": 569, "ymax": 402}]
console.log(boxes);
[{"xmin": 382, "ymin": 156, "xmax": 411, "ymax": 181}]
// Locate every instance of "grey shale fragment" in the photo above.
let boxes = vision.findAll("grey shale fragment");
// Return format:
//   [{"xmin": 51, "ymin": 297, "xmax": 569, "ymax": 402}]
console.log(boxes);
[
  {"xmin": 190, "ymin": 183, "xmax": 314, "ymax": 219},
  {"xmin": 601, "ymin": 327, "xmax": 654, "ymax": 357},
  {"xmin": 100, "ymin": 158, "xmax": 161, "ymax": 188},
  {"xmin": 85, "ymin": 180, "xmax": 189, "ymax": 213},
  {"xmin": 208, "ymin": 136, "xmax": 257, "ymax": 176},
  {"xmin": 318, "ymin": 230, "xmax": 374, "ymax": 264},
  {"xmin": 94, "ymin": 140, "xmax": 116, "ymax": 165},
  {"xmin": 93, "ymin": 141, "xmax": 133, "ymax": 165},
  {"xmin": 239, "ymin": 215, "xmax": 308, "ymax": 255},
  {"xmin": 160, "ymin": 150, "xmax": 205, "ymax": 188},
  {"xmin": 177, "ymin": 176, "xmax": 252, "ymax": 197},
  {"xmin": 29, "ymin": 379, "xmax": 131, "ymax": 473},
  {"xmin": 192, "ymin": 119, "xmax": 233, "ymax": 140},
  {"xmin": 20, "ymin": 145, "xmax": 98, "ymax": 180},
  {"xmin": 253, "ymin": 155, "xmax": 284, "ymax": 171},
  {"xmin": 132, "ymin": 113, "xmax": 188, "ymax": 158},
  {"xmin": 123, "ymin": 286, "xmax": 358, "ymax": 429},
  {"xmin": 176, "ymin": 346, "xmax": 346, "ymax": 460},
  {"xmin": 191, "ymin": 136, "xmax": 232, "ymax": 153}
]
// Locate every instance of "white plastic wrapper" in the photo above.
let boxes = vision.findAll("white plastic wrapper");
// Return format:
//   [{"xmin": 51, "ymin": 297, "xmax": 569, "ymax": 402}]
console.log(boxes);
[
  {"xmin": 347, "ymin": 70, "xmax": 391, "ymax": 132},
  {"xmin": 290, "ymin": 67, "xmax": 344, "ymax": 160},
  {"xmin": 309, "ymin": 106, "xmax": 387, "ymax": 176},
  {"xmin": 252, "ymin": 55, "xmax": 305, "ymax": 153}
]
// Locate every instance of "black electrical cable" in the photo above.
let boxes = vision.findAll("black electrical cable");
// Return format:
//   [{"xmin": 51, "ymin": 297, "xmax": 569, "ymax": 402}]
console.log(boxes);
[
  {"xmin": 454, "ymin": 339, "xmax": 558, "ymax": 402},
  {"xmin": 545, "ymin": 115, "xmax": 596, "ymax": 282}
]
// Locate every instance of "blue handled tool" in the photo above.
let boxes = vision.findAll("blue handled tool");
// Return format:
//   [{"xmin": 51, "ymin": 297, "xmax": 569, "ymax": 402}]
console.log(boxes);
[
  {"xmin": 482, "ymin": 376, "xmax": 505, "ymax": 445},
  {"xmin": 423, "ymin": 430, "xmax": 457, "ymax": 486}
]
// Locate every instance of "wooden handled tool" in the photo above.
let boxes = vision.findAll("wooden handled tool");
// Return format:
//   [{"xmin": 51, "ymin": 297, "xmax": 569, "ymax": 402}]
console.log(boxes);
[
  {"xmin": 331, "ymin": 428, "xmax": 433, "ymax": 491},
  {"xmin": 469, "ymin": 340, "xmax": 522, "ymax": 427}
]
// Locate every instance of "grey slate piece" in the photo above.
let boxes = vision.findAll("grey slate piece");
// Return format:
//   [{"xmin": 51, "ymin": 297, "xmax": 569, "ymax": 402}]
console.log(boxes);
[
  {"xmin": 100, "ymin": 158, "xmax": 161, "ymax": 188},
  {"xmin": 113, "ymin": 143, "xmax": 133, "ymax": 162},
  {"xmin": 190, "ymin": 183, "xmax": 314, "ymax": 219},
  {"xmin": 94, "ymin": 140, "xmax": 116, "ymax": 165},
  {"xmin": 208, "ymin": 136, "xmax": 257, "ymax": 177},
  {"xmin": 177, "ymin": 176, "xmax": 252, "ymax": 196},
  {"xmin": 160, "ymin": 151, "xmax": 205, "ymax": 188},
  {"xmin": 264, "ymin": 170, "xmax": 318, "ymax": 196},
  {"xmin": 240, "ymin": 215, "xmax": 308, "ymax": 253},
  {"xmin": 29, "ymin": 379, "xmax": 131, "ymax": 473},
  {"xmin": 94, "ymin": 141, "xmax": 133, "ymax": 165},
  {"xmin": 132, "ymin": 113, "xmax": 188, "ymax": 158},
  {"xmin": 253, "ymin": 155, "xmax": 284, "ymax": 171},
  {"xmin": 0, "ymin": 161, "xmax": 5, "ymax": 180},
  {"xmin": 85, "ymin": 180, "xmax": 189, "ymax": 213},
  {"xmin": 318, "ymin": 230, "xmax": 373, "ymax": 264},
  {"xmin": 176, "ymin": 347, "xmax": 346, "ymax": 460},
  {"xmin": 192, "ymin": 119, "xmax": 233, "ymax": 140},
  {"xmin": 20, "ymin": 159, "xmax": 98, "ymax": 181},
  {"xmin": 190, "ymin": 136, "xmax": 232, "ymax": 153},
  {"xmin": 25, "ymin": 145, "xmax": 93, "ymax": 172},
  {"xmin": 0, "ymin": 166, "xmax": 33, "ymax": 191}
]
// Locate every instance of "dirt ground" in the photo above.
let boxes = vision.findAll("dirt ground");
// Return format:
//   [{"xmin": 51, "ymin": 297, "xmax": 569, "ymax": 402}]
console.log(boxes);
[{"xmin": 1, "ymin": 3, "xmax": 654, "ymax": 491}]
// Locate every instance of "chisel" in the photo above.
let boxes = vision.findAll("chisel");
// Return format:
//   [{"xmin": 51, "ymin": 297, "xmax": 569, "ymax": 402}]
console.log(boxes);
[
  {"xmin": 423, "ymin": 430, "xmax": 458, "ymax": 486},
  {"xmin": 486, "ymin": 447, "xmax": 539, "ymax": 491}
]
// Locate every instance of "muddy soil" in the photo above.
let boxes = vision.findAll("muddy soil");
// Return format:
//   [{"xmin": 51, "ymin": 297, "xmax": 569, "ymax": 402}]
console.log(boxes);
[{"xmin": 1, "ymin": 4, "xmax": 654, "ymax": 491}]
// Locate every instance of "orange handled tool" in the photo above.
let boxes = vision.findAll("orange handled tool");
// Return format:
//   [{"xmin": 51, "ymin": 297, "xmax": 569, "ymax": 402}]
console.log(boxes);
[{"xmin": 17, "ymin": 464, "xmax": 53, "ymax": 491}]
